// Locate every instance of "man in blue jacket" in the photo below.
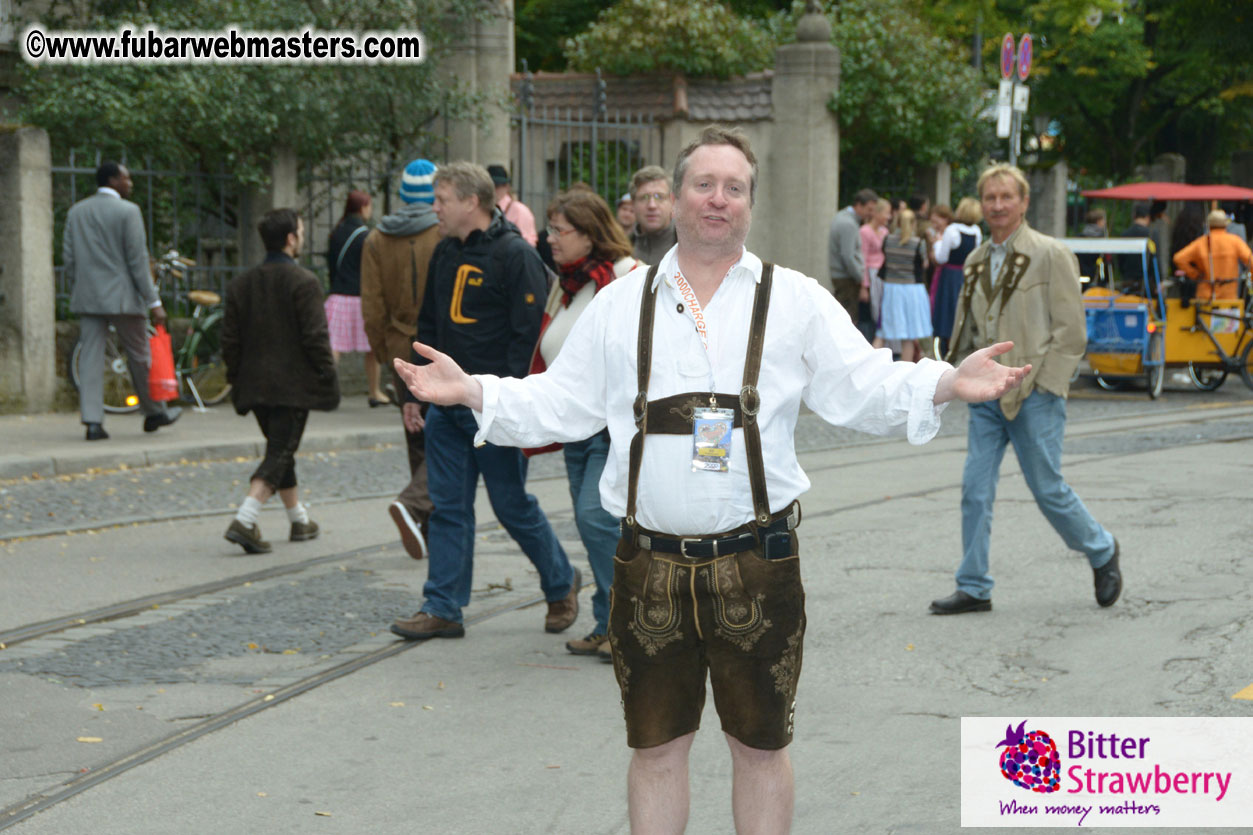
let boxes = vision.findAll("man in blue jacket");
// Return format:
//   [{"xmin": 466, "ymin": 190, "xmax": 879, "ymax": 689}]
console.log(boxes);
[{"xmin": 390, "ymin": 161, "xmax": 580, "ymax": 640}]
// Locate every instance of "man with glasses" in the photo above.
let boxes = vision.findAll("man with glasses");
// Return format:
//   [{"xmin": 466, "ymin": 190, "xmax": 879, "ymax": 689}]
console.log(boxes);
[{"xmin": 629, "ymin": 164, "xmax": 677, "ymax": 265}]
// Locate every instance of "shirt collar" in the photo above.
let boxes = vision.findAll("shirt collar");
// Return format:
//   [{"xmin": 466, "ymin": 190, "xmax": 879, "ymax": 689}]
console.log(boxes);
[
  {"xmin": 652, "ymin": 246, "xmax": 760, "ymax": 291},
  {"xmin": 264, "ymin": 252, "xmax": 296, "ymax": 265},
  {"xmin": 989, "ymin": 222, "xmax": 1026, "ymax": 254},
  {"xmin": 97, "ymin": 187, "xmax": 121, "ymax": 198}
]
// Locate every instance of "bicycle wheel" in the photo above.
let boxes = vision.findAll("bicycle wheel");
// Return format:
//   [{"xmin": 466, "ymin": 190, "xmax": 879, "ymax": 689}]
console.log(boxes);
[
  {"xmin": 179, "ymin": 319, "xmax": 232, "ymax": 406},
  {"xmin": 1144, "ymin": 332, "xmax": 1164, "ymax": 400},
  {"xmin": 1187, "ymin": 362, "xmax": 1227, "ymax": 391},
  {"xmin": 1241, "ymin": 339, "xmax": 1253, "ymax": 392},
  {"xmin": 68, "ymin": 331, "xmax": 142, "ymax": 414}
]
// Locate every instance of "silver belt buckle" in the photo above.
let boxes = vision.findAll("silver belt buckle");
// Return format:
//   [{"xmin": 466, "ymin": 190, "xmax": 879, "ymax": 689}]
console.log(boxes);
[{"xmin": 680, "ymin": 537, "xmax": 714, "ymax": 558}]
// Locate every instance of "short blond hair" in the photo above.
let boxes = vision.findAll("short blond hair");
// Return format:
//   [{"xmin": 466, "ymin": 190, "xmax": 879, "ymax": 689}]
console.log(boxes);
[
  {"xmin": 976, "ymin": 163, "xmax": 1030, "ymax": 201},
  {"xmin": 434, "ymin": 161, "xmax": 495, "ymax": 214},
  {"xmin": 955, "ymin": 197, "xmax": 983, "ymax": 225}
]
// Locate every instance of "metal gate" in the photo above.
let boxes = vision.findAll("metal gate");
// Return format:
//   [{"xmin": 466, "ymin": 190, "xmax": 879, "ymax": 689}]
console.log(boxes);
[{"xmin": 512, "ymin": 69, "xmax": 661, "ymax": 220}]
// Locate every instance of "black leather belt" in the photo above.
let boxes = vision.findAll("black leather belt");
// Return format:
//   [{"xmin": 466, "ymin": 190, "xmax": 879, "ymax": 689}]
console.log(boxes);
[{"xmin": 621, "ymin": 502, "xmax": 800, "ymax": 559}]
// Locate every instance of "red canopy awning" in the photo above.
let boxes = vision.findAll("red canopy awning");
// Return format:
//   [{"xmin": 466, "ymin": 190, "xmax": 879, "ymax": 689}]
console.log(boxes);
[{"xmin": 1081, "ymin": 182, "xmax": 1253, "ymax": 201}]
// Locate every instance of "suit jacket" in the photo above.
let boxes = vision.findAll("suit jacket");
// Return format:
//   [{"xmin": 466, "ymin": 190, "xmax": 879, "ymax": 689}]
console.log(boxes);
[
  {"xmin": 945, "ymin": 221, "xmax": 1086, "ymax": 420},
  {"xmin": 65, "ymin": 191, "xmax": 159, "ymax": 316},
  {"xmin": 828, "ymin": 207, "xmax": 865, "ymax": 284},
  {"xmin": 222, "ymin": 254, "xmax": 339, "ymax": 415}
]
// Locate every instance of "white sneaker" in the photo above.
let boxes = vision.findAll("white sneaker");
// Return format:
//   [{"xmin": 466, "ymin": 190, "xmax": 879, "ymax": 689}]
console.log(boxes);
[{"xmin": 389, "ymin": 501, "xmax": 427, "ymax": 560}]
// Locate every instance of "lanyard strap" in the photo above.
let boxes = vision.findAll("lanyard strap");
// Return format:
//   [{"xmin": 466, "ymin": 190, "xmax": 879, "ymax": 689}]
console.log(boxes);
[
  {"xmin": 625, "ymin": 263, "xmax": 775, "ymax": 529},
  {"xmin": 673, "ymin": 270, "xmax": 711, "ymax": 352}
]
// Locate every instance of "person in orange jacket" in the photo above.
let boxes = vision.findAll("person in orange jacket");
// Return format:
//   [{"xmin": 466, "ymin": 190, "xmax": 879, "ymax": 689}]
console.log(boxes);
[{"xmin": 1172, "ymin": 210, "xmax": 1253, "ymax": 301}]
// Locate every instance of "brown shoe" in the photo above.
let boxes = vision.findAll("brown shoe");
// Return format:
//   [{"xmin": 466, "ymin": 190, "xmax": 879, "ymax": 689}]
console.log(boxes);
[
  {"xmin": 390, "ymin": 611, "xmax": 465, "ymax": 640},
  {"xmin": 388, "ymin": 501, "xmax": 427, "ymax": 560},
  {"xmin": 289, "ymin": 519, "xmax": 319, "ymax": 542},
  {"xmin": 566, "ymin": 631, "xmax": 608, "ymax": 656},
  {"xmin": 545, "ymin": 567, "xmax": 581, "ymax": 633},
  {"xmin": 598, "ymin": 640, "xmax": 614, "ymax": 663},
  {"xmin": 224, "ymin": 519, "xmax": 272, "ymax": 554}
]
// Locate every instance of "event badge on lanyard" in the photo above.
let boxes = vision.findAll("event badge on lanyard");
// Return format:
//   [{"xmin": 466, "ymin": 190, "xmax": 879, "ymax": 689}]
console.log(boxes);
[{"xmin": 674, "ymin": 269, "xmax": 733, "ymax": 472}]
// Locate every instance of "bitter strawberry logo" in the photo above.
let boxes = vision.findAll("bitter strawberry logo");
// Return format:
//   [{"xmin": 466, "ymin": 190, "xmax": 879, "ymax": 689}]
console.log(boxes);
[{"xmin": 996, "ymin": 720, "xmax": 1061, "ymax": 793}]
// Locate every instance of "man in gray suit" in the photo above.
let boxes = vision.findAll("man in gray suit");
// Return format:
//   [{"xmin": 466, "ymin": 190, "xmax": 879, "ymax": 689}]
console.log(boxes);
[
  {"xmin": 828, "ymin": 187, "xmax": 878, "ymax": 322},
  {"xmin": 66, "ymin": 162, "xmax": 181, "ymax": 441}
]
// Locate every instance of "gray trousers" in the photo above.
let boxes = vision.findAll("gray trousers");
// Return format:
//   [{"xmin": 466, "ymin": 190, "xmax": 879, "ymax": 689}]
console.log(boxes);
[{"xmin": 77, "ymin": 314, "xmax": 167, "ymax": 424}]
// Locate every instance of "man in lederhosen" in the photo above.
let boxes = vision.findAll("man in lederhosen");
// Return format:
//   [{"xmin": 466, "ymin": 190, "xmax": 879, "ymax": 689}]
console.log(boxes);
[{"xmin": 394, "ymin": 126, "xmax": 1027, "ymax": 831}]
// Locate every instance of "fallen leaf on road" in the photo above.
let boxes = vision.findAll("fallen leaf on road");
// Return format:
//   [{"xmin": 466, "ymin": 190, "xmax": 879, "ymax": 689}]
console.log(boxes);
[
  {"xmin": 263, "ymin": 695, "xmax": 275, "ymax": 702},
  {"xmin": 257, "ymin": 792, "xmax": 268, "ymax": 798},
  {"xmin": 546, "ymin": 765, "xmax": 560, "ymax": 769},
  {"xmin": 247, "ymin": 642, "xmax": 259, "ymax": 650},
  {"xmin": 76, "ymin": 737, "xmax": 103, "ymax": 743},
  {"xmin": 422, "ymin": 705, "xmax": 434, "ymax": 711},
  {"xmin": 905, "ymin": 644, "xmax": 915, "ymax": 651},
  {"xmin": 282, "ymin": 649, "xmax": 299, "ymax": 655},
  {"xmin": 91, "ymin": 703, "xmax": 104, "ymax": 711},
  {"xmin": 314, "ymin": 811, "xmax": 332, "ymax": 817},
  {"xmin": 389, "ymin": 702, "xmax": 405, "ymax": 707},
  {"xmin": 437, "ymin": 682, "xmax": 445, "ymax": 690}
]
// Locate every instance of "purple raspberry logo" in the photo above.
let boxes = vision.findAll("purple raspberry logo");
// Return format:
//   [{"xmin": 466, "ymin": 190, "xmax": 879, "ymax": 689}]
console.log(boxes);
[{"xmin": 996, "ymin": 720, "xmax": 1061, "ymax": 793}]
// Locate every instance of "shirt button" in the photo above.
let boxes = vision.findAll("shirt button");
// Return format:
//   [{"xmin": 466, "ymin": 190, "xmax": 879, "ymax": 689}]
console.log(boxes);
[{"xmin": 677, "ymin": 303, "xmax": 684, "ymax": 313}]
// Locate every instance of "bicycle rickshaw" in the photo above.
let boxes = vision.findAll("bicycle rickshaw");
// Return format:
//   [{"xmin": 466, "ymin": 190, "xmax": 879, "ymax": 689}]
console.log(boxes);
[{"xmin": 1069, "ymin": 182, "xmax": 1253, "ymax": 395}]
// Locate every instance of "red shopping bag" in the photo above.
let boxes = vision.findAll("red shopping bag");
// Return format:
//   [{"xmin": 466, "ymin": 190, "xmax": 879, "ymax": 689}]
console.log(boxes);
[{"xmin": 148, "ymin": 325, "xmax": 179, "ymax": 402}]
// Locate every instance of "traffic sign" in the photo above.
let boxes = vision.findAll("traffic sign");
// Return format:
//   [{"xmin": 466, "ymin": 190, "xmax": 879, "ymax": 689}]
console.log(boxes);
[
  {"xmin": 1017, "ymin": 34, "xmax": 1033, "ymax": 81},
  {"xmin": 1001, "ymin": 33, "xmax": 1016, "ymax": 80}
]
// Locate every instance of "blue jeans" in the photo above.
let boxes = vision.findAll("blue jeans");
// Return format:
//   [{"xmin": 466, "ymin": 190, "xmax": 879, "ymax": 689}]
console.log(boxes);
[
  {"xmin": 563, "ymin": 431, "xmax": 620, "ymax": 635},
  {"xmin": 420, "ymin": 405, "xmax": 574, "ymax": 623},
  {"xmin": 957, "ymin": 390, "xmax": 1115, "ymax": 599}
]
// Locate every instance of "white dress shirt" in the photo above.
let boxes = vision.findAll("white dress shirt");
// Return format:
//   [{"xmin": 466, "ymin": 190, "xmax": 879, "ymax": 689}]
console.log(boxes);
[{"xmin": 474, "ymin": 246, "xmax": 952, "ymax": 535}]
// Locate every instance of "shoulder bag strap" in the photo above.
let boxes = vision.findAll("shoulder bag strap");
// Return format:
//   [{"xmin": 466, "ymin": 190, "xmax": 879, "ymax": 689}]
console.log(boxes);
[
  {"xmin": 741, "ymin": 263, "xmax": 774, "ymax": 527},
  {"xmin": 625, "ymin": 264, "xmax": 661, "ymax": 527},
  {"xmin": 336, "ymin": 225, "xmax": 369, "ymax": 272}
]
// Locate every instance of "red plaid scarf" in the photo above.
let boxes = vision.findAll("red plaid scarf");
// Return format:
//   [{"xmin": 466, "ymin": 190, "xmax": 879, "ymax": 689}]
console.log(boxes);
[{"xmin": 558, "ymin": 256, "xmax": 616, "ymax": 306}]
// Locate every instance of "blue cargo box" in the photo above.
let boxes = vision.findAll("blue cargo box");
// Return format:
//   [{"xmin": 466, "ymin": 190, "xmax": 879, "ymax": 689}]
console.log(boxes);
[{"xmin": 1085, "ymin": 305, "xmax": 1147, "ymax": 354}]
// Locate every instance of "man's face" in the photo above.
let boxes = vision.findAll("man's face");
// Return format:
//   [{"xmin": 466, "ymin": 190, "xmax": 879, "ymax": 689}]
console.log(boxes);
[
  {"xmin": 110, "ymin": 166, "xmax": 134, "ymax": 199},
  {"xmin": 616, "ymin": 200, "xmax": 636, "ymax": 230},
  {"xmin": 434, "ymin": 181, "xmax": 477, "ymax": 241},
  {"xmin": 673, "ymin": 144, "xmax": 752, "ymax": 256},
  {"xmin": 981, "ymin": 175, "xmax": 1028, "ymax": 242},
  {"xmin": 287, "ymin": 218, "xmax": 305, "ymax": 255},
  {"xmin": 633, "ymin": 178, "xmax": 674, "ymax": 233},
  {"xmin": 854, "ymin": 200, "xmax": 876, "ymax": 222}
]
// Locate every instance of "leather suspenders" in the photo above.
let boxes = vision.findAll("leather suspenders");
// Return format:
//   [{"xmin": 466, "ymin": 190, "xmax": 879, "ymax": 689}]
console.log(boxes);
[{"xmin": 624, "ymin": 262, "xmax": 775, "ymax": 530}]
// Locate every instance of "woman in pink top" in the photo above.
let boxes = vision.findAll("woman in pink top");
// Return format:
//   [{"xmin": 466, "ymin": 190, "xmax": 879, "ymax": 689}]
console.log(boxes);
[{"xmin": 861, "ymin": 198, "xmax": 891, "ymax": 348}]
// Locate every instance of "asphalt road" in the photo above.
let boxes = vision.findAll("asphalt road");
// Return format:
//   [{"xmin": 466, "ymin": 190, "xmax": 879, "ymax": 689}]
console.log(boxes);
[{"xmin": 1, "ymin": 375, "xmax": 1251, "ymax": 833}]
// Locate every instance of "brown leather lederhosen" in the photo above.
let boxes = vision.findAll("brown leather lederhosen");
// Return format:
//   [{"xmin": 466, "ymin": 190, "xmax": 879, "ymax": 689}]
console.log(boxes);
[{"xmin": 622, "ymin": 261, "xmax": 784, "ymax": 539}]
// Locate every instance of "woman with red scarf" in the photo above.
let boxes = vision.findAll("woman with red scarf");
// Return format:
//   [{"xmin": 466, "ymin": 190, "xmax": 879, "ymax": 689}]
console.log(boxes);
[{"xmin": 530, "ymin": 189, "xmax": 638, "ymax": 660}]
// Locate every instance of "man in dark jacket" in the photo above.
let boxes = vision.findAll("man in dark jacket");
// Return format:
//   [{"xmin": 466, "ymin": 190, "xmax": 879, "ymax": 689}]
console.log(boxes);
[
  {"xmin": 390, "ymin": 161, "xmax": 580, "ymax": 640},
  {"xmin": 361, "ymin": 158, "xmax": 442, "ymax": 560},
  {"xmin": 221, "ymin": 208, "xmax": 340, "ymax": 554}
]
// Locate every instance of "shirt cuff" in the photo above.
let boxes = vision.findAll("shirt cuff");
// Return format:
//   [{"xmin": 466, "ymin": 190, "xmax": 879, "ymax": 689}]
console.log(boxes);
[
  {"xmin": 906, "ymin": 361, "xmax": 951, "ymax": 444},
  {"xmin": 148, "ymin": 299, "xmax": 163, "ymax": 309},
  {"xmin": 471, "ymin": 374, "xmax": 500, "ymax": 448}
]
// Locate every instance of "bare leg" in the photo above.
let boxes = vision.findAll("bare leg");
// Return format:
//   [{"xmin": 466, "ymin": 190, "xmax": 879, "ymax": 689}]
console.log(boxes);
[
  {"xmin": 365, "ymin": 352, "xmax": 387, "ymax": 401},
  {"xmin": 247, "ymin": 478, "xmax": 275, "ymax": 503},
  {"xmin": 726, "ymin": 734, "xmax": 793, "ymax": 834},
  {"xmin": 278, "ymin": 486, "xmax": 299, "ymax": 510},
  {"xmin": 628, "ymin": 732, "xmax": 695, "ymax": 834},
  {"xmin": 901, "ymin": 340, "xmax": 918, "ymax": 362},
  {"xmin": 871, "ymin": 336, "xmax": 885, "ymax": 349},
  {"xmin": 331, "ymin": 350, "xmax": 341, "ymax": 365}
]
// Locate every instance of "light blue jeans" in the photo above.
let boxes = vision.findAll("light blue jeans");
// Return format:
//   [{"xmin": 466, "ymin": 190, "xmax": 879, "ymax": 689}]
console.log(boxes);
[
  {"xmin": 957, "ymin": 389, "xmax": 1115, "ymax": 599},
  {"xmin": 563, "ymin": 431, "xmax": 620, "ymax": 636}
]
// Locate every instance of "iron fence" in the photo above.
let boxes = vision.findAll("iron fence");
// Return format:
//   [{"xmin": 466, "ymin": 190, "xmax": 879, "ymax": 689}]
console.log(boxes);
[{"xmin": 52, "ymin": 149, "xmax": 245, "ymax": 319}]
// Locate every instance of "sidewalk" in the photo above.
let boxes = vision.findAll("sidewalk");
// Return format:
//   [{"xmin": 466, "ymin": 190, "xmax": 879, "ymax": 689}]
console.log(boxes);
[{"xmin": 0, "ymin": 397, "xmax": 407, "ymax": 481}]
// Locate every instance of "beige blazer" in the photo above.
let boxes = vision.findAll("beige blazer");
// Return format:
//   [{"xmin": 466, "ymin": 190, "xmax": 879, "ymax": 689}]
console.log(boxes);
[{"xmin": 945, "ymin": 221, "xmax": 1086, "ymax": 420}]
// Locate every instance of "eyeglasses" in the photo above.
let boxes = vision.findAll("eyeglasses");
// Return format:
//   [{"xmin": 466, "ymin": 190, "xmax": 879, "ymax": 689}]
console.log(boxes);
[
  {"xmin": 635, "ymin": 192, "xmax": 670, "ymax": 204},
  {"xmin": 547, "ymin": 224, "xmax": 580, "ymax": 238}
]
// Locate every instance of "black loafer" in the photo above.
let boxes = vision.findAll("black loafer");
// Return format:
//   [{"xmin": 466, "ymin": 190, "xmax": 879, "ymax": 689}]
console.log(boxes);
[
  {"xmin": 144, "ymin": 405, "xmax": 183, "ymax": 433},
  {"xmin": 929, "ymin": 590, "xmax": 992, "ymax": 615},
  {"xmin": 85, "ymin": 423, "xmax": 109, "ymax": 441},
  {"xmin": 1093, "ymin": 538, "xmax": 1122, "ymax": 607}
]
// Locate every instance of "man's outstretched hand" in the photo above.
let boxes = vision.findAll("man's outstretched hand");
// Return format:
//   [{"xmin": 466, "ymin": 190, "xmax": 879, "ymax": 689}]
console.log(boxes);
[
  {"xmin": 933, "ymin": 341, "xmax": 1031, "ymax": 405},
  {"xmin": 394, "ymin": 342, "xmax": 484, "ymax": 412}
]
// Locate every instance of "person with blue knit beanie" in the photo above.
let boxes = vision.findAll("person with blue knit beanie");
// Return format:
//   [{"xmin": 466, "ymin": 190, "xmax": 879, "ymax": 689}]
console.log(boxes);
[{"xmin": 399, "ymin": 159, "xmax": 437, "ymax": 205}]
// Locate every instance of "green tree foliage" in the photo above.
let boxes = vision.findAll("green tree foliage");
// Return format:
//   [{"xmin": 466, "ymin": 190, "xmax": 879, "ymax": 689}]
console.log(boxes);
[
  {"xmin": 564, "ymin": 0, "xmax": 775, "ymax": 79},
  {"xmin": 923, "ymin": 0, "xmax": 1253, "ymax": 182},
  {"xmin": 773, "ymin": 0, "xmax": 990, "ymax": 200},
  {"xmin": 517, "ymin": 0, "xmax": 615, "ymax": 72},
  {"xmin": 13, "ymin": 0, "xmax": 484, "ymax": 183}
]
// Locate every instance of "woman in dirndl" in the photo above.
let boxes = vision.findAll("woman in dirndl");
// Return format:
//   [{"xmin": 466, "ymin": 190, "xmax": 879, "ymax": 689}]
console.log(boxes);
[
  {"xmin": 325, "ymin": 190, "xmax": 389, "ymax": 406},
  {"xmin": 932, "ymin": 196, "xmax": 982, "ymax": 357},
  {"xmin": 879, "ymin": 208, "xmax": 932, "ymax": 362}
]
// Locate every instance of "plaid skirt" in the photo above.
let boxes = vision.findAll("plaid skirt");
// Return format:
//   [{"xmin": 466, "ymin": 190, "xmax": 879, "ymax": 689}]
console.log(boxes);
[{"xmin": 324, "ymin": 294, "xmax": 371, "ymax": 353}]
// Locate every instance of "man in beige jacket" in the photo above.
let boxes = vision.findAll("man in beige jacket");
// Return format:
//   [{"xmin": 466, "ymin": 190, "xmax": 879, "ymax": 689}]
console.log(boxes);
[
  {"xmin": 932, "ymin": 163, "xmax": 1121, "ymax": 615},
  {"xmin": 361, "ymin": 158, "xmax": 441, "ymax": 559}
]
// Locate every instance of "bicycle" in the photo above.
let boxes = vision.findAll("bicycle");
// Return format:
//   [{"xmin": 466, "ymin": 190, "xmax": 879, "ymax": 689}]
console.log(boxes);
[{"xmin": 68, "ymin": 251, "xmax": 232, "ymax": 413}]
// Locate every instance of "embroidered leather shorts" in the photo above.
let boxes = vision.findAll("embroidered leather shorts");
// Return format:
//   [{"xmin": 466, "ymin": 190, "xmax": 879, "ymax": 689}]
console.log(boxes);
[{"xmin": 607, "ymin": 530, "xmax": 806, "ymax": 751}]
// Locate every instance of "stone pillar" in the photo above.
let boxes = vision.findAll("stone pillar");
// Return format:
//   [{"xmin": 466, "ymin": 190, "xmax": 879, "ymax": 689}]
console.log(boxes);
[
  {"xmin": 1026, "ymin": 160, "xmax": 1067, "ymax": 238},
  {"xmin": 240, "ymin": 146, "xmax": 300, "ymax": 268},
  {"xmin": 916, "ymin": 163, "xmax": 951, "ymax": 209},
  {"xmin": 766, "ymin": 5, "xmax": 839, "ymax": 286},
  {"xmin": 1135, "ymin": 152, "xmax": 1186, "ymax": 184},
  {"xmin": 0, "ymin": 127, "xmax": 55, "ymax": 412},
  {"xmin": 442, "ymin": 0, "xmax": 514, "ymax": 166}
]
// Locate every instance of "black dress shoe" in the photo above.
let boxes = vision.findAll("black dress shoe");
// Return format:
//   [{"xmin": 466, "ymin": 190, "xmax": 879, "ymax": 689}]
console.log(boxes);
[
  {"xmin": 1093, "ymin": 538, "xmax": 1122, "ymax": 607},
  {"xmin": 929, "ymin": 590, "xmax": 992, "ymax": 615},
  {"xmin": 85, "ymin": 423, "xmax": 109, "ymax": 441},
  {"xmin": 143, "ymin": 405, "xmax": 183, "ymax": 433}
]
